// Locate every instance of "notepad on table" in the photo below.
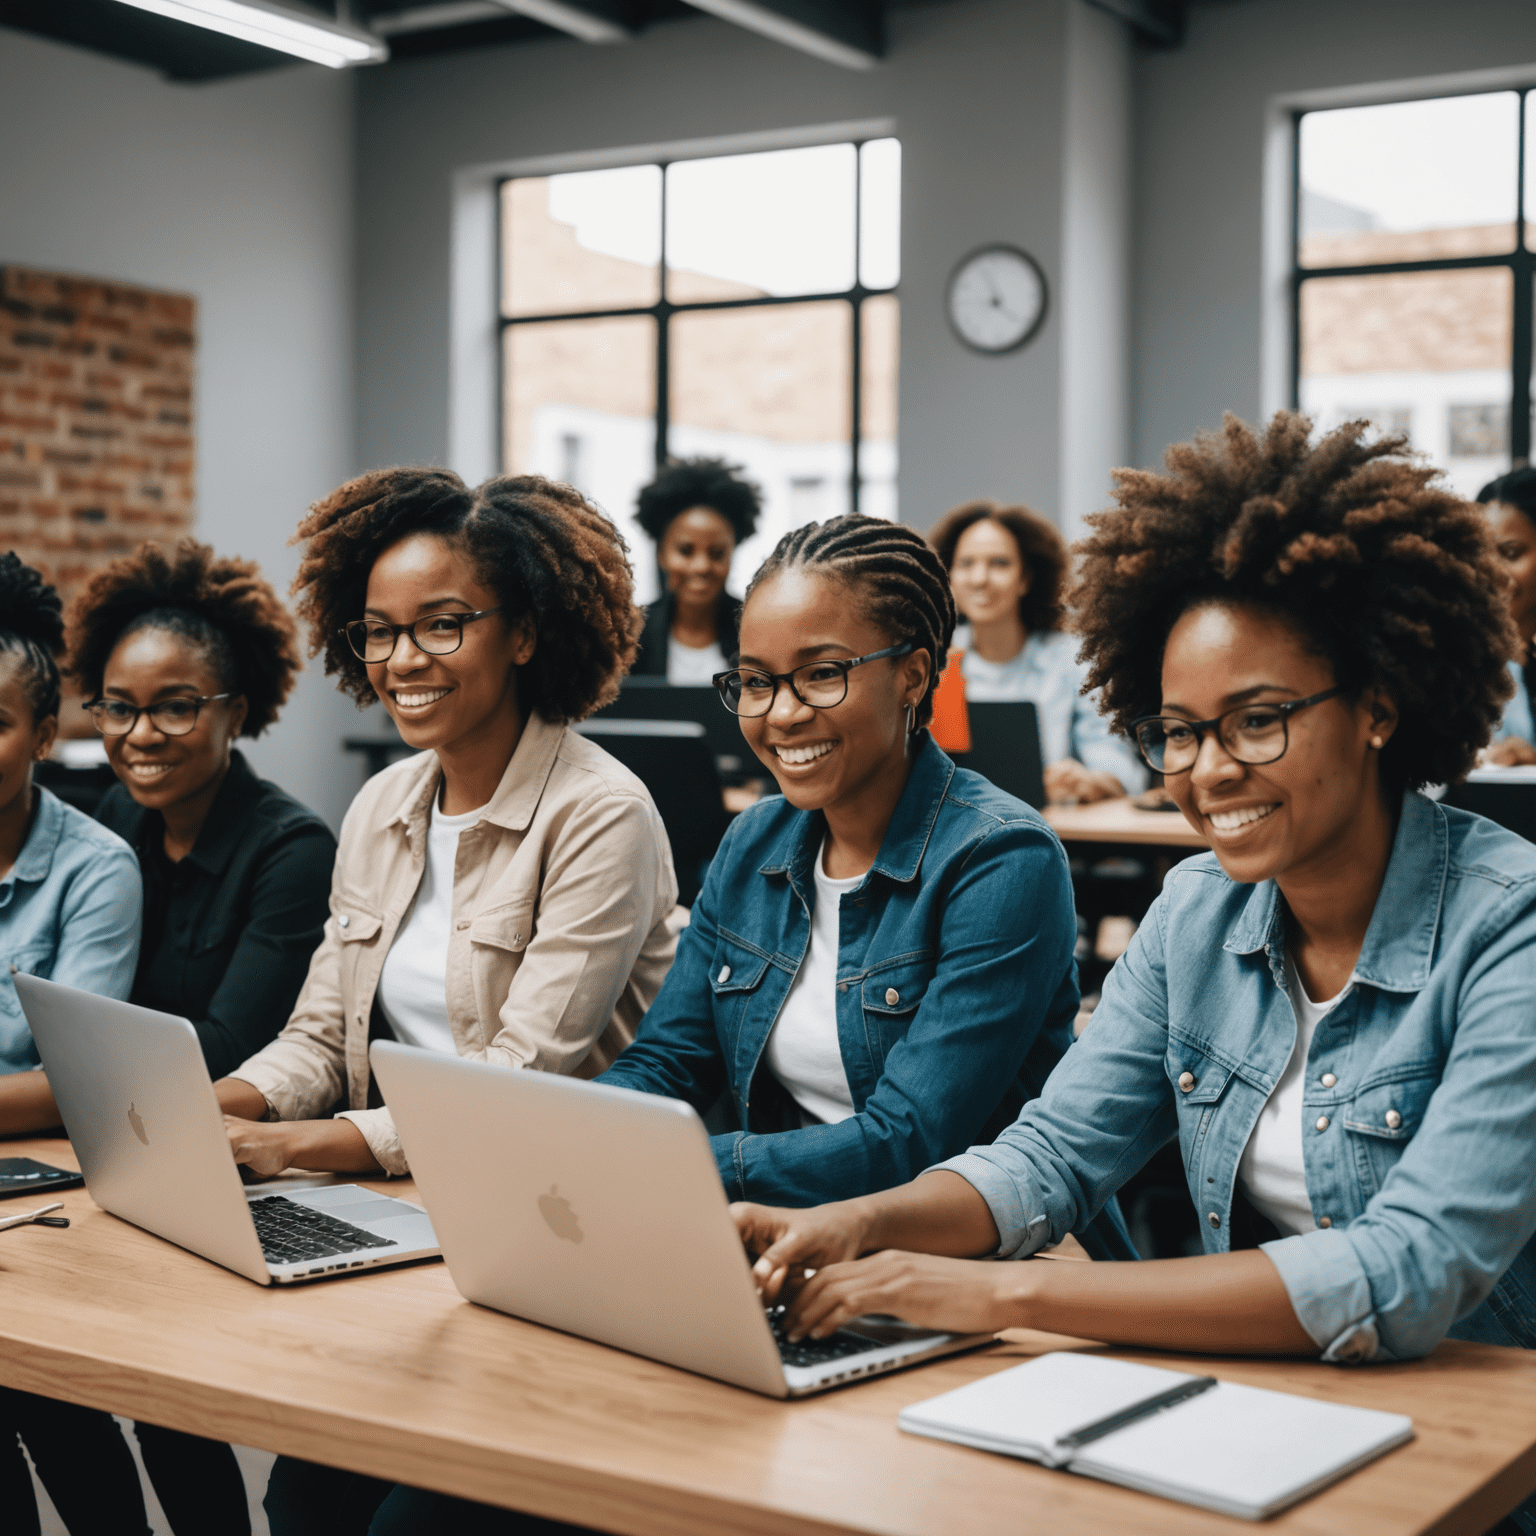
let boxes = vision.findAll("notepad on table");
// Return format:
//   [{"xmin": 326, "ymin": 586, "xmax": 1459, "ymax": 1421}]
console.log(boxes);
[{"xmin": 898, "ymin": 1352, "xmax": 1413, "ymax": 1521}]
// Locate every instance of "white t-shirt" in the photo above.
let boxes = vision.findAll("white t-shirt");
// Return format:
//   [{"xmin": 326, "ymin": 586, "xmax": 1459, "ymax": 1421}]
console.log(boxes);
[
  {"xmin": 377, "ymin": 795, "xmax": 487, "ymax": 1055},
  {"xmin": 763, "ymin": 840, "xmax": 863, "ymax": 1126},
  {"xmin": 1237, "ymin": 951, "xmax": 1351, "ymax": 1237},
  {"xmin": 667, "ymin": 636, "xmax": 727, "ymax": 686}
]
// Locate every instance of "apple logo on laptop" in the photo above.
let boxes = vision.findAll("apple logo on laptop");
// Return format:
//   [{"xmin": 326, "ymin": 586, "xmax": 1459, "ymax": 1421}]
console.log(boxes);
[
  {"xmin": 538, "ymin": 1184, "xmax": 582, "ymax": 1243},
  {"xmin": 127, "ymin": 1102, "xmax": 149, "ymax": 1146}
]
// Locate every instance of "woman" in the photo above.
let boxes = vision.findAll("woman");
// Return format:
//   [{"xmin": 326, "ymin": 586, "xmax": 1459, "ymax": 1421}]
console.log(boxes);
[
  {"xmin": 0, "ymin": 552, "xmax": 149, "ymax": 1536},
  {"xmin": 602, "ymin": 513, "xmax": 1133, "ymax": 1242},
  {"xmin": 629, "ymin": 457, "xmax": 760, "ymax": 682},
  {"xmin": 734, "ymin": 417, "xmax": 1536, "ymax": 1466},
  {"xmin": 1477, "ymin": 467, "xmax": 1536, "ymax": 765},
  {"xmin": 928, "ymin": 500, "xmax": 1143, "ymax": 802}
]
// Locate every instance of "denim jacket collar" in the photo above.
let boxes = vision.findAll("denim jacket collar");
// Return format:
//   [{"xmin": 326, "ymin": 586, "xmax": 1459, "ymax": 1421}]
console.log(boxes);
[
  {"xmin": 1221, "ymin": 789, "xmax": 1447, "ymax": 994},
  {"xmin": 756, "ymin": 732, "xmax": 955, "ymax": 895},
  {"xmin": 9, "ymin": 784, "xmax": 65, "ymax": 887}
]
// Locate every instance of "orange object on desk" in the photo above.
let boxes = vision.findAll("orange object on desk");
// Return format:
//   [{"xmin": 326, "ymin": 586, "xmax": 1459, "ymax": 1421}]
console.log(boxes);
[{"xmin": 930, "ymin": 648, "xmax": 971, "ymax": 754}]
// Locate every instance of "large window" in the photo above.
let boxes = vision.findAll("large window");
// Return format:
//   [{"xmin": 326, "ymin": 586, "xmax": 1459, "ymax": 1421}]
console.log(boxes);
[
  {"xmin": 1293, "ymin": 91, "xmax": 1535, "ymax": 495},
  {"xmin": 500, "ymin": 139, "xmax": 899, "ymax": 602}
]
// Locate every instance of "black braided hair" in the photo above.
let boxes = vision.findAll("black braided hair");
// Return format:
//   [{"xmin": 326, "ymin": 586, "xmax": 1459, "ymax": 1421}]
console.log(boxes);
[
  {"xmin": 0, "ymin": 552, "xmax": 64, "ymax": 722},
  {"xmin": 745, "ymin": 514, "xmax": 957, "ymax": 728}
]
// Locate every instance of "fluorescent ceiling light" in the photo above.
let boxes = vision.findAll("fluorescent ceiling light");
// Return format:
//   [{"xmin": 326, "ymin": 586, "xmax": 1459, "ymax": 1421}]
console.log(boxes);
[{"xmin": 113, "ymin": 0, "xmax": 389, "ymax": 67}]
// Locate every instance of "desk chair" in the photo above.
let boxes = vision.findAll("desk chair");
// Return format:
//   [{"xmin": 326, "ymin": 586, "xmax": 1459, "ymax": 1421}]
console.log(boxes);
[
  {"xmin": 1442, "ymin": 780, "xmax": 1536, "ymax": 844},
  {"xmin": 947, "ymin": 701, "xmax": 1047, "ymax": 810},
  {"xmin": 574, "ymin": 719, "xmax": 732, "ymax": 907},
  {"xmin": 593, "ymin": 678, "xmax": 750, "ymax": 784}
]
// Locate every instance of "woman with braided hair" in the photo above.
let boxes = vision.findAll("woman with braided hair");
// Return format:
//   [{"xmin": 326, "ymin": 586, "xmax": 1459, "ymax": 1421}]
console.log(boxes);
[
  {"xmin": 730, "ymin": 415, "xmax": 1536, "ymax": 1462},
  {"xmin": 600, "ymin": 512, "xmax": 1132, "ymax": 1252}
]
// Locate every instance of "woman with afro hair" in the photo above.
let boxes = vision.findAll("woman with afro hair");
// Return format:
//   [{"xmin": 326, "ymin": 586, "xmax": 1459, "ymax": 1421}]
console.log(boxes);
[
  {"xmin": 731, "ymin": 415, "xmax": 1536, "ymax": 1473},
  {"xmin": 630, "ymin": 456, "xmax": 761, "ymax": 682},
  {"xmin": 69, "ymin": 537, "xmax": 335, "ymax": 1536},
  {"xmin": 1476, "ymin": 465, "xmax": 1536, "ymax": 765}
]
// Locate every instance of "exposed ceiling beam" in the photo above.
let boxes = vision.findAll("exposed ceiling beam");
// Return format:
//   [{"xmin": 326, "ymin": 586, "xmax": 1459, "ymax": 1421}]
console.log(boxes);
[
  {"xmin": 1083, "ymin": 0, "xmax": 1186, "ymax": 47},
  {"xmin": 494, "ymin": 0, "xmax": 631, "ymax": 43},
  {"xmin": 368, "ymin": 1, "xmax": 507, "ymax": 34},
  {"xmin": 681, "ymin": 0, "xmax": 880, "ymax": 70}
]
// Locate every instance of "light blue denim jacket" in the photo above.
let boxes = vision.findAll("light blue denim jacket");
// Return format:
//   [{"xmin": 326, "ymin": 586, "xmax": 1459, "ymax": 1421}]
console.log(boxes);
[
  {"xmin": 937, "ymin": 789, "xmax": 1536, "ymax": 1365},
  {"xmin": 1496, "ymin": 658, "xmax": 1534, "ymax": 744},
  {"xmin": 1, "ymin": 786, "xmax": 142, "ymax": 1071}
]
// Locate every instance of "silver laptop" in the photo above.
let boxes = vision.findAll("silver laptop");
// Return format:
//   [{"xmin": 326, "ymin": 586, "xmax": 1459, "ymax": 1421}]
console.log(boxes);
[
  {"xmin": 15, "ymin": 973, "xmax": 439, "ymax": 1285},
  {"xmin": 369, "ymin": 1039, "xmax": 993, "ymax": 1398}
]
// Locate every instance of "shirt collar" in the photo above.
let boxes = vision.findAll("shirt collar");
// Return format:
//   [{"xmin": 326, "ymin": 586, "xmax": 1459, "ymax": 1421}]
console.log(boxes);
[
  {"xmin": 1223, "ymin": 789, "xmax": 1446, "ymax": 993},
  {"xmin": 757, "ymin": 732, "xmax": 955, "ymax": 889},
  {"xmin": 9, "ymin": 785, "xmax": 66, "ymax": 886}
]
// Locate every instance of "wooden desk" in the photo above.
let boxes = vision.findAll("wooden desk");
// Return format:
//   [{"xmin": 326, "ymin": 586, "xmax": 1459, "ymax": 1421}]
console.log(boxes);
[
  {"xmin": 1044, "ymin": 797, "xmax": 1209, "ymax": 850},
  {"xmin": 3, "ymin": 1137, "xmax": 1534, "ymax": 1536}
]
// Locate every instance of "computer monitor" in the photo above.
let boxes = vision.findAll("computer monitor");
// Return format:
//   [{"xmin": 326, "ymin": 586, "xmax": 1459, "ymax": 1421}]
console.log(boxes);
[
  {"xmin": 949, "ymin": 701, "xmax": 1047, "ymax": 810},
  {"xmin": 593, "ymin": 678, "xmax": 751, "ymax": 784}
]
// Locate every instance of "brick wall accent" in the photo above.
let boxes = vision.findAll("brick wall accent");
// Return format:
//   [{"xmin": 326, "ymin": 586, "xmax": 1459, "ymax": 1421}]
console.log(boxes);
[{"xmin": 0, "ymin": 263, "xmax": 196, "ymax": 619}]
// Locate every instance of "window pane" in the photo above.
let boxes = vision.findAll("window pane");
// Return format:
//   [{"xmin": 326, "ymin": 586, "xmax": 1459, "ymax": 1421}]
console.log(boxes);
[
  {"xmin": 860, "ymin": 294, "xmax": 898, "ymax": 519},
  {"xmin": 1298, "ymin": 268, "xmax": 1512, "ymax": 498},
  {"xmin": 669, "ymin": 302, "xmax": 852, "ymax": 587},
  {"xmin": 860, "ymin": 138, "xmax": 901, "ymax": 291},
  {"xmin": 503, "ymin": 316, "xmax": 657, "ymax": 592},
  {"xmin": 1298, "ymin": 93, "xmax": 1519, "ymax": 266},
  {"xmin": 1526, "ymin": 92, "xmax": 1536, "ymax": 249},
  {"xmin": 502, "ymin": 166, "xmax": 661, "ymax": 318},
  {"xmin": 666, "ymin": 144, "xmax": 856, "ymax": 302}
]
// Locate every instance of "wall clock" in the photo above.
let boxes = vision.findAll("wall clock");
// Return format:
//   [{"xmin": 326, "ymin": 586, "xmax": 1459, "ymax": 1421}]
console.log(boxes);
[{"xmin": 945, "ymin": 244, "xmax": 1048, "ymax": 354}]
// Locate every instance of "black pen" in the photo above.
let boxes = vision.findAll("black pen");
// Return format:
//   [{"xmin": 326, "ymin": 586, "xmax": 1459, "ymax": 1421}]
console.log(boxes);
[{"xmin": 1055, "ymin": 1374, "xmax": 1219, "ymax": 1456}]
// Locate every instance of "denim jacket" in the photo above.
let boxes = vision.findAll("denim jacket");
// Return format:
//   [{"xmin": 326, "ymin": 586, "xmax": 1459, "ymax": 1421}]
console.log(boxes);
[
  {"xmin": 939, "ymin": 789, "xmax": 1536, "ymax": 1363},
  {"xmin": 601, "ymin": 732, "xmax": 1135, "ymax": 1262},
  {"xmin": 1, "ymin": 786, "xmax": 142, "ymax": 1071}
]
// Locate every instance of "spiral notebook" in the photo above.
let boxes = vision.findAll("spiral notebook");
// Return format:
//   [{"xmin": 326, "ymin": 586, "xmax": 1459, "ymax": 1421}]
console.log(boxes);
[{"xmin": 899, "ymin": 1352, "xmax": 1414, "ymax": 1521}]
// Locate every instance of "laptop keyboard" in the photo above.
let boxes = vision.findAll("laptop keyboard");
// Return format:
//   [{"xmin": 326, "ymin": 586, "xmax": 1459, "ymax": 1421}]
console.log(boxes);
[
  {"xmin": 249, "ymin": 1194, "xmax": 398, "ymax": 1267},
  {"xmin": 767, "ymin": 1305, "xmax": 880, "ymax": 1370}
]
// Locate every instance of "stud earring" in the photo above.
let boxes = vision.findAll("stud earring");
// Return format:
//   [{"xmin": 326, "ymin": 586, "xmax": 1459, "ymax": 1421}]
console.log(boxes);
[{"xmin": 1370, "ymin": 735, "xmax": 1383, "ymax": 749}]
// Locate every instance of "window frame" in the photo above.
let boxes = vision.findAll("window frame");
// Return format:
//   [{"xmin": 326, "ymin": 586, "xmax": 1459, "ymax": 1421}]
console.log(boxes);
[
  {"xmin": 497, "ymin": 138, "xmax": 898, "ymax": 514},
  {"xmin": 1290, "ymin": 90, "xmax": 1535, "ymax": 466}
]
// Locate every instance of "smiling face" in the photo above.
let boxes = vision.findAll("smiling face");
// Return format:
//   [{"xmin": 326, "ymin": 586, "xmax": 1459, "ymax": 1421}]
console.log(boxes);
[
  {"xmin": 948, "ymin": 518, "xmax": 1030, "ymax": 630},
  {"xmin": 1159, "ymin": 602, "xmax": 1393, "ymax": 886},
  {"xmin": 1487, "ymin": 501, "xmax": 1536, "ymax": 643},
  {"xmin": 363, "ymin": 532, "xmax": 533, "ymax": 757},
  {"xmin": 658, "ymin": 506, "xmax": 736, "ymax": 614},
  {"xmin": 101, "ymin": 627, "xmax": 246, "ymax": 814},
  {"xmin": 735, "ymin": 568, "xmax": 929, "ymax": 813},
  {"xmin": 0, "ymin": 653, "xmax": 55, "ymax": 827}
]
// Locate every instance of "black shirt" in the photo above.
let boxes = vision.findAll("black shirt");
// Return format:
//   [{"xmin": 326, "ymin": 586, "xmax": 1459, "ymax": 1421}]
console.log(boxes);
[
  {"xmin": 95, "ymin": 750, "xmax": 337, "ymax": 1080},
  {"xmin": 630, "ymin": 590, "xmax": 742, "ymax": 676}
]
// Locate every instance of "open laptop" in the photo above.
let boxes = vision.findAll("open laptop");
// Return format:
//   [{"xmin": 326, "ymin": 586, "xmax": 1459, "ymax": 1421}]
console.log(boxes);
[
  {"xmin": 14, "ymin": 973, "xmax": 439, "ymax": 1285},
  {"xmin": 949, "ymin": 700, "xmax": 1047, "ymax": 810},
  {"xmin": 369, "ymin": 1040, "xmax": 994, "ymax": 1398}
]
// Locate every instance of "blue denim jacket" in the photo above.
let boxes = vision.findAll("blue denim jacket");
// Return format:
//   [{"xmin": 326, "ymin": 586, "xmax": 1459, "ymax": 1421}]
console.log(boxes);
[
  {"xmin": 939, "ymin": 789, "xmax": 1536, "ymax": 1364},
  {"xmin": 601, "ymin": 733, "xmax": 1135, "ymax": 1261},
  {"xmin": 1, "ymin": 786, "xmax": 142, "ymax": 1072}
]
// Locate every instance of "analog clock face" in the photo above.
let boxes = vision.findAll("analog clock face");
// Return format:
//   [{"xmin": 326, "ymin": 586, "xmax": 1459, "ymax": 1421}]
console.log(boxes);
[{"xmin": 946, "ymin": 245, "xmax": 1048, "ymax": 354}]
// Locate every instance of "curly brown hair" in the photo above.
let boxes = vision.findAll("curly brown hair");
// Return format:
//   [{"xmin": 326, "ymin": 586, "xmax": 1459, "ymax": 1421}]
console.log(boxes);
[
  {"xmin": 292, "ymin": 468, "xmax": 640, "ymax": 722},
  {"xmin": 67, "ymin": 539, "xmax": 301, "ymax": 737},
  {"xmin": 927, "ymin": 501, "xmax": 1066, "ymax": 633},
  {"xmin": 1071, "ymin": 411, "xmax": 1517, "ymax": 791}
]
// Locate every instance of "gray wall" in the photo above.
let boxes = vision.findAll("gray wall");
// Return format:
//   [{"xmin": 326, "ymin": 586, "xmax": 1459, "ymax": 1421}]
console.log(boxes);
[
  {"xmin": 1131, "ymin": 0, "xmax": 1536, "ymax": 472},
  {"xmin": 355, "ymin": 0, "xmax": 1102, "ymax": 531},
  {"xmin": 0, "ymin": 29, "xmax": 368, "ymax": 827}
]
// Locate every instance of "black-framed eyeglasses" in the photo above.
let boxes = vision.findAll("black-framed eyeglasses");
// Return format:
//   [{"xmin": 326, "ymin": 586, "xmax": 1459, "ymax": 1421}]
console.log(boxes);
[
  {"xmin": 342, "ymin": 608, "xmax": 503, "ymax": 665},
  {"xmin": 83, "ymin": 694, "xmax": 235, "ymax": 738},
  {"xmin": 1131, "ymin": 686, "xmax": 1350, "ymax": 774},
  {"xmin": 713, "ymin": 642, "xmax": 916, "ymax": 718}
]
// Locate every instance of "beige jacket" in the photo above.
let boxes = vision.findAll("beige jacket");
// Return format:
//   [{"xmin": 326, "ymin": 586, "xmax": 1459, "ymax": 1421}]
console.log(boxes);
[{"xmin": 230, "ymin": 711, "xmax": 680, "ymax": 1174}]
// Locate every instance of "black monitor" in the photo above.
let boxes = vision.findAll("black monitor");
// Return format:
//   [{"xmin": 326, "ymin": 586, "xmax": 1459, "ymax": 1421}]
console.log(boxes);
[
  {"xmin": 948, "ymin": 701, "xmax": 1047, "ymax": 811},
  {"xmin": 594, "ymin": 677, "xmax": 752, "ymax": 784},
  {"xmin": 1441, "ymin": 779, "xmax": 1536, "ymax": 844}
]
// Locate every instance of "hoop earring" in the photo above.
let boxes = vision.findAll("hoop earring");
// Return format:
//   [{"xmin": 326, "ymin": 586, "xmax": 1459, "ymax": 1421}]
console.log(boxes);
[{"xmin": 907, "ymin": 703, "xmax": 917, "ymax": 737}]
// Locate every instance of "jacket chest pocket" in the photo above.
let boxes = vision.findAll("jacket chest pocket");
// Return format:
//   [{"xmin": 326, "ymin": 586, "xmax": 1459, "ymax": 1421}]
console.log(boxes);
[
  {"xmin": 1168, "ymin": 1045, "xmax": 1238, "ymax": 1168},
  {"xmin": 709, "ymin": 937, "xmax": 773, "ymax": 1052},
  {"xmin": 1343, "ymin": 1070, "xmax": 1439, "ymax": 1198},
  {"xmin": 333, "ymin": 901, "xmax": 384, "ymax": 994},
  {"xmin": 857, "ymin": 962, "xmax": 931, "ymax": 1052},
  {"xmin": 467, "ymin": 908, "xmax": 533, "ymax": 957}
]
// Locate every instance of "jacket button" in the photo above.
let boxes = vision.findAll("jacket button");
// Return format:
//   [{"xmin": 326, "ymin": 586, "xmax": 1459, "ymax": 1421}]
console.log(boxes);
[
  {"xmin": 838, "ymin": 982, "xmax": 848, "ymax": 993},
  {"xmin": 1320, "ymin": 1072, "xmax": 1336, "ymax": 1088},
  {"xmin": 1385, "ymin": 1109, "xmax": 1402, "ymax": 1129},
  {"xmin": 456, "ymin": 921, "xmax": 469, "ymax": 931},
  {"xmin": 338, "ymin": 914, "xmax": 350, "ymax": 929},
  {"xmin": 718, "ymin": 965, "xmax": 731, "ymax": 984},
  {"xmin": 1207, "ymin": 1211, "xmax": 1220, "ymax": 1228},
  {"xmin": 1318, "ymin": 1216, "xmax": 1332, "ymax": 1228},
  {"xmin": 1315, "ymin": 1115, "xmax": 1330, "ymax": 1132},
  {"xmin": 885, "ymin": 987, "xmax": 899, "ymax": 1006},
  {"xmin": 1178, "ymin": 1072, "xmax": 1195, "ymax": 1092}
]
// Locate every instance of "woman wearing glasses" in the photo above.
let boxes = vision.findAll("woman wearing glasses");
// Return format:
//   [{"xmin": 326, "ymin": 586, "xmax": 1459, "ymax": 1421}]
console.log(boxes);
[
  {"xmin": 66, "ymin": 539, "xmax": 335, "ymax": 1536},
  {"xmin": 731, "ymin": 417, "xmax": 1536, "ymax": 1425},
  {"xmin": 598, "ymin": 513, "xmax": 1133, "ymax": 1253}
]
